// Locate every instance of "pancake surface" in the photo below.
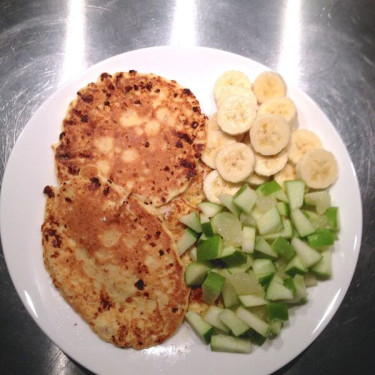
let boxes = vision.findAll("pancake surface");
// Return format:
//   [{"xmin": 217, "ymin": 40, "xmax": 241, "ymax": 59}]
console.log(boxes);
[
  {"xmin": 54, "ymin": 71, "xmax": 206, "ymax": 207},
  {"xmin": 42, "ymin": 173, "xmax": 189, "ymax": 349}
]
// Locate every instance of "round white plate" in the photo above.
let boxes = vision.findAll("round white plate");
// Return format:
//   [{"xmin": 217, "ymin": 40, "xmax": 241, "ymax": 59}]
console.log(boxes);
[{"xmin": 0, "ymin": 46, "xmax": 362, "ymax": 375}]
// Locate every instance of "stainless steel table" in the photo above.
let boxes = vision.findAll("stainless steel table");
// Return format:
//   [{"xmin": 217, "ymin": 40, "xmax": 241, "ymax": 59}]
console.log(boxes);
[{"xmin": 1, "ymin": 1, "xmax": 374, "ymax": 374}]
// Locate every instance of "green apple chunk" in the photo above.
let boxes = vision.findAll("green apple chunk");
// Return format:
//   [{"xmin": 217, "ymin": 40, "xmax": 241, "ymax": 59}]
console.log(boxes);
[
  {"xmin": 202, "ymin": 271, "xmax": 226, "ymax": 305},
  {"xmin": 304, "ymin": 191, "xmax": 331, "ymax": 214},
  {"xmin": 219, "ymin": 246, "xmax": 247, "ymax": 267},
  {"xmin": 254, "ymin": 237, "xmax": 278, "ymax": 259},
  {"xmin": 228, "ymin": 272, "xmax": 263, "ymax": 295},
  {"xmin": 185, "ymin": 262, "xmax": 211, "ymax": 286},
  {"xmin": 210, "ymin": 334, "xmax": 252, "ymax": 354},
  {"xmin": 285, "ymin": 255, "xmax": 308, "ymax": 277},
  {"xmin": 233, "ymin": 184, "xmax": 258, "ymax": 213},
  {"xmin": 198, "ymin": 201, "xmax": 223, "ymax": 217},
  {"xmin": 185, "ymin": 311, "xmax": 215, "ymax": 344},
  {"xmin": 257, "ymin": 180, "xmax": 282, "ymax": 196},
  {"xmin": 266, "ymin": 302, "xmax": 289, "ymax": 322},
  {"xmin": 290, "ymin": 209, "xmax": 316, "ymax": 237},
  {"xmin": 200, "ymin": 213, "xmax": 214, "ymax": 237},
  {"xmin": 197, "ymin": 235, "xmax": 223, "ymax": 261},
  {"xmin": 236, "ymin": 306, "xmax": 271, "ymax": 337},
  {"xmin": 285, "ymin": 180, "xmax": 305, "ymax": 210},
  {"xmin": 311, "ymin": 250, "xmax": 332, "ymax": 278},
  {"xmin": 179, "ymin": 211, "xmax": 202, "ymax": 233},
  {"xmin": 204, "ymin": 306, "xmax": 230, "ymax": 333},
  {"xmin": 291, "ymin": 237, "xmax": 322, "ymax": 268},
  {"xmin": 325, "ymin": 206, "xmax": 340, "ymax": 230},
  {"xmin": 242, "ymin": 226, "xmax": 256, "ymax": 253},
  {"xmin": 256, "ymin": 206, "xmax": 282, "ymax": 235},
  {"xmin": 219, "ymin": 193, "xmax": 242, "ymax": 216},
  {"xmin": 222, "ymin": 278, "xmax": 240, "ymax": 308},
  {"xmin": 177, "ymin": 228, "xmax": 198, "ymax": 255},
  {"xmin": 307, "ymin": 228, "xmax": 335, "ymax": 248},
  {"xmin": 219, "ymin": 309, "xmax": 250, "ymax": 336},
  {"xmin": 272, "ymin": 237, "xmax": 296, "ymax": 261},
  {"xmin": 211, "ymin": 212, "xmax": 243, "ymax": 247}
]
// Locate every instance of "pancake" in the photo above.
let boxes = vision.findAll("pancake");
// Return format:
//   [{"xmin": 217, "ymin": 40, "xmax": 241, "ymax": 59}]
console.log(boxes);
[
  {"xmin": 42, "ymin": 173, "xmax": 190, "ymax": 349},
  {"xmin": 54, "ymin": 70, "xmax": 206, "ymax": 207}
]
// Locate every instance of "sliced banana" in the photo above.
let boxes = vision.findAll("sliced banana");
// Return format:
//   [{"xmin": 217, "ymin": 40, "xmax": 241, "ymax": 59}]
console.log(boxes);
[
  {"xmin": 254, "ymin": 149, "xmax": 288, "ymax": 177},
  {"xmin": 217, "ymin": 94, "xmax": 257, "ymax": 135},
  {"xmin": 247, "ymin": 172, "xmax": 269, "ymax": 186},
  {"xmin": 215, "ymin": 86, "xmax": 257, "ymax": 108},
  {"xmin": 201, "ymin": 129, "xmax": 237, "ymax": 169},
  {"xmin": 274, "ymin": 162, "xmax": 297, "ymax": 187},
  {"xmin": 206, "ymin": 113, "xmax": 220, "ymax": 132},
  {"xmin": 287, "ymin": 129, "xmax": 323, "ymax": 165},
  {"xmin": 252, "ymin": 71, "xmax": 287, "ymax": 104},
  {"xmin": 214, "ymin": 70, "xmax": 252, "ymax": 104},
  {"xmin": 203, "ymin": 170, "xmax": 242, "ymax": 204},
  {"xmin": 250, "ymin": 114, "xmax": 291, "ymax": 156},
  {"xmin": 258, "ymin": 97, "xmax": 297, "ymax": 128},
  {"xmin": 215, "ymin": 143, "xmax": 255, "ymax": 183},
  {"xmin": 296, "ymin": 149, "xmax": 338, "ymax": 189}
]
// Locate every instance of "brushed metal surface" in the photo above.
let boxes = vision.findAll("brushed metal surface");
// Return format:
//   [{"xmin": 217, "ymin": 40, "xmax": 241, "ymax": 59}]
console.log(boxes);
[{"xmin": 0, "ymin": 0, "xmax": 374, "ymax": 374}]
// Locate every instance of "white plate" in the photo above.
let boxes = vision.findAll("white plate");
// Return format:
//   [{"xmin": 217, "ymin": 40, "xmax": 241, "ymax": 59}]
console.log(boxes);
[{"xmin": 0, "ymin": 46, "xmax": 362, "ymax": 375}]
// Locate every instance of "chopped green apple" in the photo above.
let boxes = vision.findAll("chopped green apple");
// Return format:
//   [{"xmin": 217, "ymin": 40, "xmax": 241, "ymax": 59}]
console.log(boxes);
[
  {"xmin": 197, "ymin": 235, "xmax": 223, "ymax": 261},
  {"xmin": 285, "ymin": 180, "xmax": 305, "ymax": 210},
  {"xmin": 202, "ymin": 271, "xmax": 226, "ymax": 305},
  {"xmin": 242, "ymin": 226, "xmax": 256, "ymax": 253},
  {"xmin": 185, "ymin": 311, "xmax": 214, "ymax": 343},
  {"xmin": 198, "ymin": 201, "xmax": 223, "ymax": 217},
  {"xmin": 256, "ymin": 206, "xmax": 282, "ymax": 235},
  {"xmin": 185, "ymin": 262, "xmax": 211, "ymax": 286},
  {"xmin": 210, "ymin": 334, "xmax": 252, "ymax": 353},
  {"xmin": 219, "ymin": 246, "xmax": 247, "ymax": 267},
  {"xmin": 219, "ymin": 309, "xmax": 250, "ymax": 336},
  {"xmin": 177, "ymin": 228, "xmax": 198, "ymax": 255},
  {"xmin": 233, "ymin": 184, "xmax": 258, "ymax": 213}
]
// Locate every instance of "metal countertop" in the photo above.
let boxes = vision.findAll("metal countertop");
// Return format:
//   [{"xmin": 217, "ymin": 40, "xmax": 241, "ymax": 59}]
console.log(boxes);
[{"xmin": 0, "ymin": 1, "xmax": 374, "ymax": 374}]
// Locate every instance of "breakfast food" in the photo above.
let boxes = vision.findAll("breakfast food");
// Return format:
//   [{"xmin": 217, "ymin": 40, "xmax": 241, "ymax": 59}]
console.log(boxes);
[
  {"xmin": 42, "ymin": 65, "xmax": 341, "ymax": 355},
  {"xmin": 250, "ymin": 114, "xmax": 291, "ymax": 156},
  {"xmin": 42, "ymin": 172, "xmax": 190, "ymax": 349},
  {"xmin": 296, "ymin": 149, "xmax": 339, "ymax": 189},
  {"xmin": 252, "ymin": 71, "xmax": 287, "ymax": 104},
  {"xmin": 287, "ymin": 129, "xmax": 323, "ymax": 165},
  {"xmin": 215, "ymin": 143, "xmax": 255, "ymax": 183},
  {"xmin": 43, "ymin": 71, "xmax": 208, "ymax": 349},
  {"xmin": 54, "ymin": 70, "xmax": 206, "ymax": 207},
  {"xmin": 181, "ymin": 69, "xmax": 341, "ymax": 353}
]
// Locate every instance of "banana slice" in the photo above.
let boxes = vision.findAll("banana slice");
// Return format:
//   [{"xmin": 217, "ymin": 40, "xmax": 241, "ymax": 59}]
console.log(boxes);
[
  {"xmin": 247, "ymin": 172, "xmax": 269, "ymax": 186},
  {"xmin": 250, "ymin": 114, "xmax": 291, "ymax": 156},
  {"xmin": 296, "ymin": 149, "xmax": 339, "ymax": 189},
  {"xmin": 215, "ymin": 143, "xmax": 255, "ymax": 183},
  {"xmin": 287, "ymin": 129, "xmax": 323, "ymax": 165},
  {"xmin": 201, "ymin": 129, "xmax": 237, "ymax": 169},
  {"xmin": 214, "ymin": 70, "xmax": 252, "ymax": 104},
  {"xmin": 274, "ymin": 162, "xmax": 297, "ymax": 187},
  {"xmin": 203, "ymin": 170, "xmax": 242, "ymax": 204},
  {"xmin": 252, "ymin": 71, "xmax": 287, "ymax": 104},
  {"xmin": 217, "ymin": 94, "xmax": 257, "ymax": 135},
  {"xmin": 254, "ymin": 149, "xmax": 288, "ymax": 177},
  {"xmin": 215, "ymin": 86, "xmax": 257, "ymax": 108},
  {"xmin": 258, "ymin": 97, "xmax": 297, "ymax": 128},
  {"xmin": 206, "ymin": 113, "xmax": 220, "ymax": 132}
]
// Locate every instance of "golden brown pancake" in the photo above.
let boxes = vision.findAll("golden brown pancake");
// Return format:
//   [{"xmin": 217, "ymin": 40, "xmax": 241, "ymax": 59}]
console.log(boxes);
[
  {"xmin": 42, "ymin": 173, "xmax": 189, "ymax": 349},
  {"xmin": 54, "ymin": 70, "xmax": 206, "ymax": 207}
]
